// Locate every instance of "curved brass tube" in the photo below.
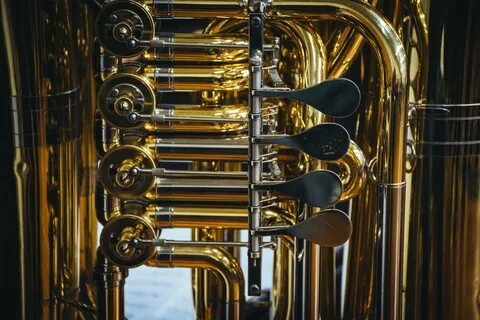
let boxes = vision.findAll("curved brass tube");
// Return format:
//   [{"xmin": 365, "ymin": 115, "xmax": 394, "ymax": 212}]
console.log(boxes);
[
  {"xmin": 148, "ymin": 206, "xmax": 248, "ymax": 229},
  {"xmin": 147, "ymin": 245, "xmax": 245, "ymax": 320},
  {"xmin": 331, "ymin": 140, "xmax": 367, "ymax": 201},
  {"xmin": 94, "ymin": 2, "xmax": 407, "ymax": 319},
  {"xmin": 270, "ymin": 2, "xmax": 408, "ymax": 319}
]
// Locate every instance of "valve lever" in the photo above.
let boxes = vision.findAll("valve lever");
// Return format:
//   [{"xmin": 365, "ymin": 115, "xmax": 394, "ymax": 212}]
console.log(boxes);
[
  {"xmin": 253, "ymin": 170, "xmax": 342, "ymax": 208},
  {"xmin": 255, "ymin": 78, "xmax": 361, "ymax": 117},
  {"xmin": 255, "ymin": 209, "xmax": 352, "ymax": 246},
  {"xmin": 253, "ymin": 123, "xmax": 350, "ymax": 161}
]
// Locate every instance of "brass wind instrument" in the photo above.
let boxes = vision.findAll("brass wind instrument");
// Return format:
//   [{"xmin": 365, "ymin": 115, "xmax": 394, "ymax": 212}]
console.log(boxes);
[{"xmin": 0, "ymin": 0, "xmax": 478, "ymax": 320}]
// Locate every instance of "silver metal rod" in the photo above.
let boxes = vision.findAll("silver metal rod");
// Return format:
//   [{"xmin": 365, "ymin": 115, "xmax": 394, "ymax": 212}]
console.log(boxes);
[
  {"xmin": 135, "ymin": 167, "xmax": 248, "ymax": 178},
  {"xmin": 247, "ymin": 8, "xmax": 266, "ymax": 297},
  {"xmin": 138, "ymin": 38, "xmax": 277, "ymax": 51},
  {"xmin": 129, "ymin": 112, "xmax": 247, "ymax": 124},
  {"xmin": 133, "ymin": 238, "xmax": 277, "ymax": 249}
]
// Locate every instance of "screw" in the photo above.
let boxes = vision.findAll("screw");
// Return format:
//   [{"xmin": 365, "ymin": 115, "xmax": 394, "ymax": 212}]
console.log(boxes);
[
  {"xmin": 111, "ymin": 88, "xmax": 120, "ymax": 97},
  {"xmin": 119, "ymin": 26, "xmax": 128, "ymax": 36},
  {"xmin": 128, "ymin": 39, "xmax": 137, "ymax": 48},
  {"xmin": 250, "ymin": 284, "xmax": 260, "ymax": 295},
  {"xmin": 119, "ymin": 172, "xmax": 129, "ymax": 182},
  {"xmin": 134, "ymin": 89, "xmax": 142, "ymax": 97},
  {"xmin": 130, "ymin": 167, "xmax": 139, "ymax": 177},
  {"xmin": 251, "ymin": 16, "xmax": 261, "ymax": 27},
  {"xmin": 109, "ymin": 14, "xmax": 118, "ymax": 23},
  {"xmin": 128, "ymin": 113, "xmax": 138, "ymax": 123},
  {"xmin": 120, "ymin": 100, "xmax": 130, "ymax": 111}
]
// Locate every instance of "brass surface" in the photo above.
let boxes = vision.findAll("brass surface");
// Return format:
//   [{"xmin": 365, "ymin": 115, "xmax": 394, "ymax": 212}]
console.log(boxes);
[
  {"xmin": 142, "ymin": 33, "xmax": 249, "ymax": 63},
  {"xmin": 11, "ymin": 0, "xmax": 478, "ymax": 319},
  {"xmin": 0, "ymin": 0, "xmax": 97, "ymax": 319},
  {"xmin": 404, "ymin": 1, "xmax": 480, "ymax": 319},
  {"xmin": 148, "ymin": 245, "xmax": 245, "ymax": 320},
  {"xmin": 100, "ymin": 214, "xmax": 157, "ymax": 267}
]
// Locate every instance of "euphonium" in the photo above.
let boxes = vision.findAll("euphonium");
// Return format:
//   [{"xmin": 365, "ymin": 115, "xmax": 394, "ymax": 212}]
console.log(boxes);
[{"xmin": 0, "ymin": 0, "xmax": 478, "ymax": 320}]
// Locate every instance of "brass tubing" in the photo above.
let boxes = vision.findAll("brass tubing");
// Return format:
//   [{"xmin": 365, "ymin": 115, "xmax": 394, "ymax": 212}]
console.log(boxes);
[
  {"xmin": 94, "ymin": 250, "xmax": 127, "ymax": 320},
  {"xmin": 143, "ymin": 104, "xmax": 249, "ymax": 134},
  {"xmin": 271, "ymin": 237, "xmax": 294, "ymax": 320},
  {"xmin": 151, "ymin": 0, "xmax": 246, "ymax": 18},
  {"xmin": 143, "ymin": 64, "xmax": 249, "ymax": 91},
  {"xmin": 142, "ymin": 33, "xmax": 248, "ymax": 63},
  {"xmin": 144, "ymin": 136, "xmax": 249, "ymax": 161},
  {"xmin": 75, "ymin": 2, "xmax": 100, "ymax": 310},
  {"xmin": 268, "ymin": 20, "xmax": 329, "ymax": 320},
  {"xmin": 0, "ymin": 0, "xmax": 89, "ymax": 318},
  {"xmin": 95, "ymin": 183, "xmax": 121, "ymax": 225},
  {"xmin": 149, "ymin": 0, "xmax": 408, "ymax": 182},
  {"xmin": 405, "ymin": 1, "xmax": 480, "ymax": 319},
  {"xmin": 147, "ymin": 245, "xmax": 244, "ymax": 320},
  {"xmin": 269, "ymin": 2, "xmax": 407, "ymax": 318},
  {"xmin": 145, "ymin": 206, "xmax": 290, "ymax": 229},
  {"xmin": 273, "ymin": 0, "xmax": 407, "ymax": 178},
  {"xmin": 145, "ymin": 177, "xmax": 248, "ymax": 202}
]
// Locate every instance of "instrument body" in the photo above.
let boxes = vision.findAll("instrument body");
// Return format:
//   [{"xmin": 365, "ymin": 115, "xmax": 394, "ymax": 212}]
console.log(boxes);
[{"xmin": 0, "ymin": 0, "xmax": 478, "ymax": 319}]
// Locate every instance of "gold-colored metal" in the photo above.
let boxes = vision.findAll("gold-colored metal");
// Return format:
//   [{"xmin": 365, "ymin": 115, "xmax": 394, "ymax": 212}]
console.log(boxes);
[
  {"xmin": 0, "ymin": 1, "xmax": 98, "ymax": 319},
  {"xmin": 15, "ymin": 0, "xmax": 480, "ymax": 320},
  {"xmin": 332, "ymin": 140, "xmax": 367, "ymax": 201},
  {"xmin": 403, "ymin": 1, "xmax": 480, "ymax": 320},
  {"xmin": 98, "ymin": 145, "xmax": 156, "ymax": 199},
  {"xmin": 147, "ymin": 245, "xmax": 245, "ymax": 320},
  {"xmin": 141, "ymin": 33, "xmax": 249, "ymax": 63},
  {"xmin": 100, "ymin": 214, "xmax": 157, "ymax": 267}
]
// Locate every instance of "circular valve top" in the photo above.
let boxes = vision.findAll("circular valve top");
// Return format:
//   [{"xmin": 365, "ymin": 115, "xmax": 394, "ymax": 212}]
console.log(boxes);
[
  {"xmin": 98, "ymin": 73, "xmax": 156, "ymax": 129},
  {"xmin": 95, "ymin": 0, "xmax": 154, "ymax": 57},
  {"xmin": 98, "ymin": 145, "xmax": 156, "ymax": 199},
  {"xmin": 100, "ymin": 214, "xmax": 157, "ymax": 268}
]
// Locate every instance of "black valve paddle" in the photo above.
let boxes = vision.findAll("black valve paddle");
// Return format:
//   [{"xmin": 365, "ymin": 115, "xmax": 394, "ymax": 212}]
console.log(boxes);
[
  {"xmin": 253, "ymin": 170, "xmax": 342, "ymax": 208},
  {"xmin": 255, "ymin": 78, "xmax": 360, "ymax": 117},
  {"xmin": 255, "ymin": 209, "xmax": 352, "ymax": 246},
  {"xmin": 253, "ymin": 123, "xmax": 350, "ymax": 161}
]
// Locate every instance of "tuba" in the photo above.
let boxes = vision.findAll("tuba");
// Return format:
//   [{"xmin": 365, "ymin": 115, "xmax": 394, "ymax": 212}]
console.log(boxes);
[{"xmin": 0, "ymin": 0, "xmax": 478, "ymax": 319}]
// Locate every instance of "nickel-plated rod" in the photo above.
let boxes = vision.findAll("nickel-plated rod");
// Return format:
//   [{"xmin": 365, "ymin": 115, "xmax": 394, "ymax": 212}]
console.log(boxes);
[
  {"xmin": 138, "ymin": 38, "xmax": 277, "ymax": 51},
  {"xmin": 132, "ymin": 238, "xmax": 277, "ymax": 249},
  {"xmin": 247, "ymin": 9, "xmax": 265, "ymax": 297},
  {"xmin": 128, "ymin": 112, "xmax": 247, "ymax": 124},
  {"xmin": 134, "ymin": 167, "xmax": 247, "ymax": 178}
]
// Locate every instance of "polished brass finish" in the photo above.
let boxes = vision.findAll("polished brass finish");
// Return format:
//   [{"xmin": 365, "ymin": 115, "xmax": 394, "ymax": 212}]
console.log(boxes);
[
  {"xmin": 93, "ymin": 1, "xmax": 406, "ymax": 318},
  {"xmin": 100, "ymin": 214, "xmax": 157, "ymax": 267},
  {"xmin": 98, "ymin": 73, "xmax": 156, "ymax": 129},
  {"xmin": 147, "ymin": 245, "xmax": 245, "ymax": 320},
  {"xmin": 0, "ymin": 1, "xmax": 98, "ymax": 319},
  {"xmin": 8, "ymin": 0, "xmax": 479, "ymax": 320},
  {"xmin": 142, "ymin": 33, "xmax": 249, "ymax": 63},
  {"xmin": 94, "ymin": 250, "xmax": 128, "ymax": 320},
  {"xmin": 96, "ymin": 0, "xmax": 155, "ymax": 57},
  {"xmin": 404, "ymin": 1, "xmax": 480, "ymax": 320},
  {"xmin": 99, "ymin": 145, "xmax": 156, "ymax": 199}
]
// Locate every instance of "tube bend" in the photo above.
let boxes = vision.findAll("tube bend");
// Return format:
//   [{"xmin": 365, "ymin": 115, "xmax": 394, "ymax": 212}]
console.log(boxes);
[
  {"xmin": 272, "ymin": 0, "xmax": 408, "ymax": 183},
  {"xmin": 271, "ymin": 1, "xmax": 408, "ymax": 319},
  {"xmin": 147, "ymin": 245, "xmax": 245, "ymax": 320}
]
